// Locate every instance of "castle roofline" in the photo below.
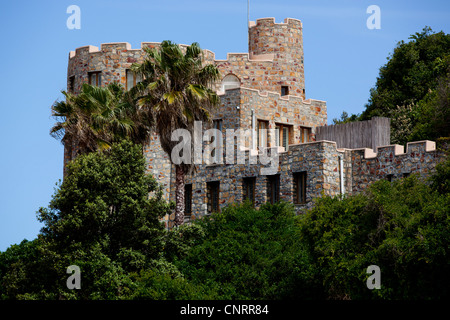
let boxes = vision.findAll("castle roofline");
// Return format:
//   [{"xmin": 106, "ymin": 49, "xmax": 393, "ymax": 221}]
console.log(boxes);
[
  {"xmin": 218, "ymin": 86, "xmax": 326, "ymax": 105},
  {"xmin": 68, "ymin": 41, "xmax": 276, "ymax": 65},
  {"xmin": 248, "ymin": 17, "xmax": 303, "ymax": 28},
  {"xmin": 68, "ymin": 42, "xmax": 216, "ymax": 59}
]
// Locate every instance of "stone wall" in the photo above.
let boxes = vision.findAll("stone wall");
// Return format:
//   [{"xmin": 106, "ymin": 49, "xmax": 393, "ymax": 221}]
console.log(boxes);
[
  {"xmin": 65, "ymin": 18, "xmax": 312, "ymax": 172},
  {"xmin": 180, "ymin": 140, "xmax": 343, "ymax": 224},
  {"xmin": 347, "ymin": 140, "xmax": 443, "ymax": 194},
  {"xmin": 238, "ymin": 88, "xmax": 327, "ymax": 145},
  {"xmin": 143, "ymin": 133, "xmax": 172, "ymax": 199},
  {"xmin": 64, "ymin": 17, "xmax": 446, "ymax": 229}
]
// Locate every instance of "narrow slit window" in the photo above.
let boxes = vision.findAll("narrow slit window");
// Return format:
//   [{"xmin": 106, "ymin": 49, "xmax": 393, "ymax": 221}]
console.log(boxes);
[
  {"xmin": 184, "ymin": 184, "xmax": 193, "ymax": 217},
  {"xmin": 267, "ymin": 174, "xmax": 280, "ymax": 204},
  {"xmin": 243, "ymin": 177, "xmax": 256, "ymax": 206},
  {"xmin": 211, "ymin": 119, "xmax": 223, "ymax": 162},
  {"xmin": 257, "ymin": 120, "xmax": 269, "ymax": 148},
  {"xmin": 293, "ymin": 172, "xmax": 307, "ymax": 204},
  {"xmin": 68, "ymin": 76, "xmax": 75, "ymax": 92},
  {"xmin": 207, "ymin": 181, "xmax": 220, "ymax": 214}
]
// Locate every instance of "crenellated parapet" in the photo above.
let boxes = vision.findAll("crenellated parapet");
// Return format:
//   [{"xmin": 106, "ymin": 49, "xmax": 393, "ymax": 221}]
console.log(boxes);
[
  {"xmin": 68, "ymin": 17, "xmax": 308, "ymax": 101},
  {"xmin": 348, "ymin": 140, "xmax": 444, "ymax": 193}
]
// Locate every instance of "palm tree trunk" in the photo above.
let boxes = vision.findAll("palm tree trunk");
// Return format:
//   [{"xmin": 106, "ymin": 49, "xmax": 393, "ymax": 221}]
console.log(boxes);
[{"xmin": 174, "ymin": 165, "xmax": 185, "ymax": 226}]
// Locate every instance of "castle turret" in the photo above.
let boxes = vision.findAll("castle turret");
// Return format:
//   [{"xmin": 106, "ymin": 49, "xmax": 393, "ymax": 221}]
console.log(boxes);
[{"xmin": 248, "ymin": 18, "xmax": 305, "ymax": 99}]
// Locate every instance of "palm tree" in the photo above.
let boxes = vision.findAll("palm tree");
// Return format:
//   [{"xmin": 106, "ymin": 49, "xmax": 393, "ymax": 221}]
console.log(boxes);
[
  {"xmin": 130, "ymin": 41, "xmax": 220, "ymax": 226},
  {"xmin": 51, "ymin": 82, "xmax": 148, "ymax": 158}
]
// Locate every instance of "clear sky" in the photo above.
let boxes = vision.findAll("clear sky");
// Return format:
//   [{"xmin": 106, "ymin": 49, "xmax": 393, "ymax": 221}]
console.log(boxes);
[{"xmin": 0, "ymin": 0, "xmax": 449, "ymax": 251}]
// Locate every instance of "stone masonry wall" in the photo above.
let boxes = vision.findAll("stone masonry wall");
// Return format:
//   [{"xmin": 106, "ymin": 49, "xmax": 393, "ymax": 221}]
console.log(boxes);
[
  {"xmin": 347, "ymin": 140, "xmax": 444, "ymax": 194},
  {"xmin": 181, "ymin": 140, "xmax": 343, "ymax": 223},
  {"xmin": 64, "ymin": 18, "xmax": 447, "ymax": 228}
]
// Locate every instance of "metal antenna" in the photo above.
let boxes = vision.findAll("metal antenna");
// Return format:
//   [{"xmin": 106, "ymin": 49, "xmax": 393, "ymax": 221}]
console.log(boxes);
[{"xmin": 247, "ymin": 0, "xmax": 250, "ymax": 27}]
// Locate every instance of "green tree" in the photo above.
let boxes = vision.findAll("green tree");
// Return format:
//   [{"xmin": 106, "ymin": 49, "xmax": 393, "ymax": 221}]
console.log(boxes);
[
  {"xmin": 360, "ymin": 27, "xmax": 450, "ymax": 144},
  {"xmin": 175, "ymin": 202, "xmax": 319, "ymax": 299},
  {"xmin": 0, "ymin": 140, "xmax": 174, "ymax": 299},
  {"xmin": 51, "ymin": 82, "xmax": 148, "ymax": 156},
  {"xmin": 130, "ymin": 41, "xmax": 220, "ymax": 226},
  {"xmin": 336, "ymin": 27, "xmax": 450, "ymax": 145},
  {"xmin": 299, "ymin": 171, "xmax": 450, "ymax": 300},
  {"xmin": 38, "ymin": 139, "xmax": 170, "ymax": 260}
]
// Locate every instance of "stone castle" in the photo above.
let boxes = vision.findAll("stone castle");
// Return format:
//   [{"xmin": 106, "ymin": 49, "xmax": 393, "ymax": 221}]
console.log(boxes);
[{"xmin": 66, "ymin": 17, "xmax": 446, "ymax": 227}]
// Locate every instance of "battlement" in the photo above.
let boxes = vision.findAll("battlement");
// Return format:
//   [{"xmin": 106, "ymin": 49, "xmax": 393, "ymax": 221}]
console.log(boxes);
[
  {"xmin": 351, "ymin": 140, "xmax": 437, "ymax": 160},
  {"xmin": 68, "ymin": 17, "xmax": 308, "ymax": 99},
  {"xmin": 222, "ymin": 86, "xmax": 324, "ymax": 105},
  {"xmin": 69, "ymin": 41, "xmax": 215, "ymax": 60},
  {"xmin": 248, "ymin": 17, "xmax": 302, "ymax": 29}
]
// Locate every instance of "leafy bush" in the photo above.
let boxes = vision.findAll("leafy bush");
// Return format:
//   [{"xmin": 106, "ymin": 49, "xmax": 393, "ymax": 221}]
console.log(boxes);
[
  {"xmin": 176, "ymin": 202, "xmax": 319, "ymax": 300},
  {"xmin": 299, "ymin": 173, "xmax": 450, "ymax": 299}
]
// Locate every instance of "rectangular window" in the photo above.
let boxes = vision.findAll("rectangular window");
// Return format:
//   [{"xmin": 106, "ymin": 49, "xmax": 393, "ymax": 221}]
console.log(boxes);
[
  {"xmin": 257, "ymin": 120, "xmax": 269, "ymax": 148},
  {"xmin": 184, "ymin": 184, "xmax": 192, "ymax": 217},
  {"xmin": 126, "ymin": 69, "xmax": 142, "ymax": 91},
  {"xmin": 275, "ymin": 124, "xmax": 292, "ymax": 150},
  {"xmin": 300, "ymin": 126, "xmax": 311, "ymax": 143},
  {"xmin": 386, "ymin": 174, "xmax": 394, "ymax": 182},
  {"xmin": 88, "ymin": 71, "xmax": 102, "ymax": 86},
  {"xmin": 267, "ymin": 174, "xmax": 280, "ymax": 204},
  {"xmin": 68, "ymin": 76, "xmax": 75, "ymax": 92},
  {"xmin": 207, "ymin": 181, "xmax": 220, "ymax": 214},
  {"xmin": 281, "ymin": 86, "xmax": 289, "ymax": 96},
  {"xmin": 403, "ymin": 172, "xmax": 410, "ymax": 178},
  {"xmin": 293, "ymin": 172, "xmax": 307, "ymax": 204},
  {"xmin": 211, "ymin": 119, "xmax": 223, "ymax": 162},
  {"xmin": 243, "ymin": 177, "xmax": 256, "ymax": 206}
]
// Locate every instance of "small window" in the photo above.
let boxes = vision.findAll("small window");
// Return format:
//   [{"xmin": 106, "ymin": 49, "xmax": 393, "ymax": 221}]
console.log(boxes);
[
  {"xmin": 184, "ymin": 184, "xmax": 193, "ymax": 217},
  {"xmin": 257, "ymin": 120, "xmax": 269, "ymax": 148},
  {"xmin": 211, "ymin": 119, "xmax": 223, "ymax": 162},
  {"xmin": 281, "ymin": 86, "xmax": 289, "ymax": 96},
  {"xmin": 207, "ymin": 181, "xmax": 220, "ymax": 214},
  {"xmin": 386, "ymin": 174, "xmax": 394, "ymax": 182},
  {"xmin": 267, "ymin": 174, "xmax": 280, "ymax": 204},
  {"xmin": 88, "ymin": 71, "xmax": 102, "ymax": 86},
  {"xmin": 293, "ymin": 172, "xmax": 307, "ymax": 204},
  {"xmin": 275, "ymin": 124, "xmax": 292, "ymax": 150},
  {"xmin": 403, "ymin": 172, "xmax": 410, "ymax": 179},
  {"xmin": 300, "ymin": 126, "xmax": 311, "ymax": 143},
  {"xmin": 68, "ymin": 76, "xmax": 75, "ymax": 92},
  {"xmin": 126, "ymin": 69, "xmax": 142, "ymax": 91},
  {"xmin": 243, "ymin": 177, "xmax": 256, "ymax": 206}
]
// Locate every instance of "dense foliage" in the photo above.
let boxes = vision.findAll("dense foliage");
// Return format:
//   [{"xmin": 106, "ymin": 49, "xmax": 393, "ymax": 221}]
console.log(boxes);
[
  {"xmin": 300, "ymin": 171, "xmax": 449, "ymax": 299},
  {"xmin": 173, "ymin": 202, "xmax": 320, "ymax": 300},
  {"xmin": 0, "ymin": 140, "xmax": 173, "ymax": 299},
  {"xmin": 2, "ymin": 29, "xmax": 449, "ymax": 300},
  {"xmin": 1, "ymin": 141, "xmax": 448, "ymax": 299}
]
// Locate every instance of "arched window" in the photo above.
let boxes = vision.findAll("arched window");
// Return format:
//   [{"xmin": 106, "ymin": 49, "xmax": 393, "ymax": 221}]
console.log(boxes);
[{"xmin": 221, "ymin": 74, "xmax": 240, "ymax": 92}]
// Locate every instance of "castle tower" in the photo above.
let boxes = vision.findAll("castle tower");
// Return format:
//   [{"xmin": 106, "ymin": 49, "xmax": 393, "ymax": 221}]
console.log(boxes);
[{"xmin": 248, "ymin": 18, "xmax": 305, "ymax": 99}]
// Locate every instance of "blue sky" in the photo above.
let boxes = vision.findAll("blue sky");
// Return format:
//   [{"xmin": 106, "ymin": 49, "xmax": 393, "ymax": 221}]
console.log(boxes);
[{"xmin": 0, "ymin": 0, "xmax": 449, "ymax": 251}]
